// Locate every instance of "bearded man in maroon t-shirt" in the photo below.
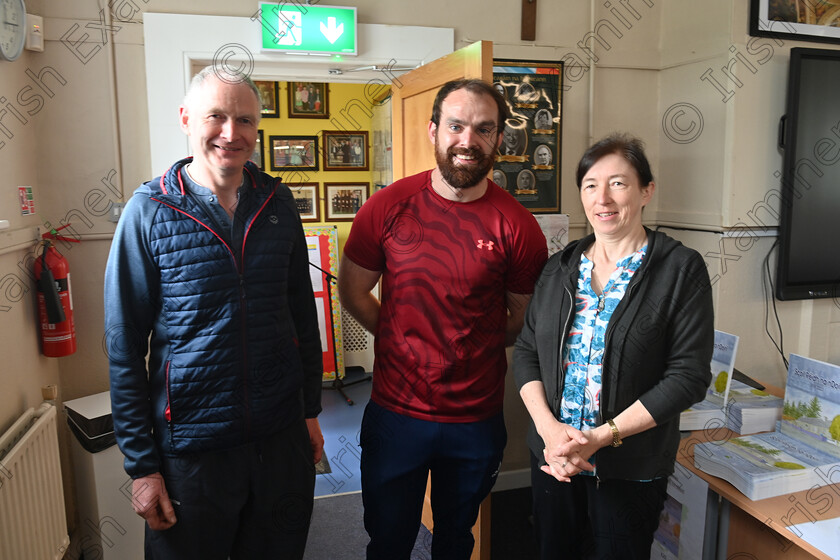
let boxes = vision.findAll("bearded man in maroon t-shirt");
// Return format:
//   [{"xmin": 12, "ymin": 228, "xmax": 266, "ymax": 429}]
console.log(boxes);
[{"xmin": 339, "ymin": 79, "xmax": 548, "ymax": 560}]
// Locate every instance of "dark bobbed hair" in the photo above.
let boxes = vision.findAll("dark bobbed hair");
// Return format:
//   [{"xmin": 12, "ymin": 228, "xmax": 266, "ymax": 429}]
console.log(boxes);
[
  {"xmin": 575, "ymin": 133, "xmax": 654, "ymax": 189},
  {"xmin": 430, "ymin": 79, "xmax": 509, "ymax": 136}
]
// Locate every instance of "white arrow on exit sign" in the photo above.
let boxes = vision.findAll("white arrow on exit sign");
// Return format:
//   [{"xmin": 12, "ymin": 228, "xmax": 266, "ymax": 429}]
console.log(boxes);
[{"xmin": 320, "ymin": 16, "xmax": 344, "ymax": 44}]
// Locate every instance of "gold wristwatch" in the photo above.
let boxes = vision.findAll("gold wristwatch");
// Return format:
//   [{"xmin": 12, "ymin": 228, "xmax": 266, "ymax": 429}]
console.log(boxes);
[{"xmin": 607, "ymin": 419, "xmax": 623, "ymax": 447}]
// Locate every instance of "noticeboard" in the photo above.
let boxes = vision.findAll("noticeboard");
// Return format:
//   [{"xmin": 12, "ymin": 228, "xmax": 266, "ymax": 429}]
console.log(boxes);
[{"xmin": 304, "ymin": 225, "xmax": 345, "ymax": 381}]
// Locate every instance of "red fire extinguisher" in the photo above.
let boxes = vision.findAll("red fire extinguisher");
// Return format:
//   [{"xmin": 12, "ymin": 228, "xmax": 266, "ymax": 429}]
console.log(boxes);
[{"xmin": 34, "ymin": 226, "xmax": 79, "ymax": 357}]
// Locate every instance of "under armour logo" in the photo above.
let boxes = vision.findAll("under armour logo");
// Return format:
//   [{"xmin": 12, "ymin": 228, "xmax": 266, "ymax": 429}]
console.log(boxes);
[
  {"xmin": 476, "ymin": 239, "xmax": 494, "ymax": 251},
  {"xmin": 269, "ymin": 215, "xmax": 279, "ymax": 224}
]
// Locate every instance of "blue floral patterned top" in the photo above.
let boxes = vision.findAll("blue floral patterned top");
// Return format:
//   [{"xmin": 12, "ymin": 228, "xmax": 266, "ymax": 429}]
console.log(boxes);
[{"xmin": 560, "ymin": 246, "xmax": 647, "ymax": 474}]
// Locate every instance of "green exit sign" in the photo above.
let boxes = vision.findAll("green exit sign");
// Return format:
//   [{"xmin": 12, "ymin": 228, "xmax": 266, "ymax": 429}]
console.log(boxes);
[{"xmin": 259, "ymin": 3, "xmax": 357, "ymax": 55}]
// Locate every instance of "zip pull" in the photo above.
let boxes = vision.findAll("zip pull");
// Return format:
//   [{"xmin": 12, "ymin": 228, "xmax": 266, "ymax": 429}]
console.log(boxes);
[{"xmin": 597, "ymin": 294, "xmax": 605, "ymax": 312}]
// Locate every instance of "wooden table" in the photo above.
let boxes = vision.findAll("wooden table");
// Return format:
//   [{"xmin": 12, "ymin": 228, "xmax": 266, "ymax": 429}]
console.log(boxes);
[{"xmin": 678, "ymin": 424, "xmax": 840, "ymax": 559}]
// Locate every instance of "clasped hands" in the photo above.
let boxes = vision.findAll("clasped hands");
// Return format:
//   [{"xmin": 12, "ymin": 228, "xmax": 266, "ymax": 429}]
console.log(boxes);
[{"xmin": 540, "ymin": 422, "xmax": 603, "ymax": 482}]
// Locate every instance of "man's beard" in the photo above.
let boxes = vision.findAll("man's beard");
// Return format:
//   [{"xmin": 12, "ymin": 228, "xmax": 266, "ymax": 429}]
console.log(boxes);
[{"xmin": 435, "ymin": 140, "xmax": 495, "ymax": 190}]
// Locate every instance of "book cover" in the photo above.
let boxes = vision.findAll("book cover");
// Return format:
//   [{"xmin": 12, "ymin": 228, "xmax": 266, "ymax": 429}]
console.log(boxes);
[
  {"xmin": 779, "ymin": 354, "xmax": 840, "ymax": 458},
  {"xmin": 679, "ymin": 330, "xmax": 738, "ymax": 431},
  {"xmin": 694, "ymin": 354, "xmax": 840, "ymax": 501},
  {"xmin": 650, "ymin": 463, "xmax": 710, "ymax": 559}
]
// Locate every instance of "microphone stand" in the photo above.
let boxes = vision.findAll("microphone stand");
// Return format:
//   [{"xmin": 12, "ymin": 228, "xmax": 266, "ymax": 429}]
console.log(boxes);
[{"xmin": 309, "ymin": 261, "xmax": 371, "ymax": 406}]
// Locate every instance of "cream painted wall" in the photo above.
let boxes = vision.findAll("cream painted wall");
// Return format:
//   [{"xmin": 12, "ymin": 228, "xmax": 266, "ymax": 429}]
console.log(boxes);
[
  {"xmin": 658, "ymin": 0, "xmax": 840, "ymax": 389},
  {"xmin": 0, "ymin": 51, "xmax": 58, "ymax": 434},
  {"xmin": 0, "ymin": 0, "xmax": 78, "ymax": 531},
  {"xmin": 0, "ymin": 0, "xmax": 56, "ymax": 429},
  {"xmin": 1, "ymin": 0, "xmax": 839, "ymax": 541}
]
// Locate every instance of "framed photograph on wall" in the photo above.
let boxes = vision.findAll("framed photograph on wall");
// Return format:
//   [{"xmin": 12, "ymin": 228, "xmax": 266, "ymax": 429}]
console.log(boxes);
[
  {"xmin": 750, "ymin": 0, "xmax": 840, "ymax": 44},
  {"xmin": 255, "ymin": 81, "xmax": 279, "ymax": 118},
  {"xmin": 252, "ymin": 130, "xmax": 264, "ymax": 170},
  {"xmin": 325, "ymin": 182, "xmax": 369, "ymax": 221},
  {"xmin": 290, "ymin": 183, "xmax": 320, "ymax": 222},
  {"xmin": 287, "ymin": 82, "xmax": 329, "ymax": 118},
  {"xmin": 493, "ymin": 59, "xmax": 564, "ymax": 213},
  {"xmin": 322, "ymin": 130, "xmax": 370, "ymax": 171},
  {"xmin": 269, "ymin": 135, "xmax": 319, "ymax": 171}
]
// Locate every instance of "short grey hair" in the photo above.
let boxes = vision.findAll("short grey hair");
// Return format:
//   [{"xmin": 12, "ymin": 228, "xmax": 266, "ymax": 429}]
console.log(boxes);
[{"xmin": 183, "ymin": 65, "xmax": 262, "ymax": 114}]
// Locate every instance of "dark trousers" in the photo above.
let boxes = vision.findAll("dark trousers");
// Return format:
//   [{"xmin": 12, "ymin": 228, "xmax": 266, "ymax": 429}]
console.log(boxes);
[
  {"xmin": 530, "ymin": 452, "xmax": 667, "ymax": 560},
  {"xmin": 145, "ymin": 418, "xmax": 315, "ymax": 560},
  {"xmin": 360, "ymin": 401, "xmax": 506, "ymax": 560}
]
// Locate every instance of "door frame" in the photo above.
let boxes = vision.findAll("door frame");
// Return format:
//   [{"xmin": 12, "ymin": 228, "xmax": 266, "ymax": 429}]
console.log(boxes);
[{"xmin": 143, "ymin": 13, "xmax": 454, "ymax": 174}]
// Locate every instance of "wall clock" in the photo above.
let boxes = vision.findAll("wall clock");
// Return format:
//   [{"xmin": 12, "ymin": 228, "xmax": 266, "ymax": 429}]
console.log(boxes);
[{"xmin": 0, "ymin": 0, "xmax": 26, "ymax": 62}]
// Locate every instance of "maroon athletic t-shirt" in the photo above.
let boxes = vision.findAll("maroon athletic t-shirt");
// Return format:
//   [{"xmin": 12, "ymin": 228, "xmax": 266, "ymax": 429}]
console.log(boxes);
[{"xmin": 343, "ymin": 170, "xmax": 548, "ymax": 422}]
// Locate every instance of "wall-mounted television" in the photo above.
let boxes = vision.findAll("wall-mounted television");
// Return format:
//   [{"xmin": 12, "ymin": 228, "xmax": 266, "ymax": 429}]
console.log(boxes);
[{"xmin": 776, "ymin": 47, "xmax": 840, "ymax": 301}]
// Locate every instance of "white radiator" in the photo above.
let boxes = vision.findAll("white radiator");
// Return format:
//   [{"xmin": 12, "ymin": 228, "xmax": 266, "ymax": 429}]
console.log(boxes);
[
  {"xmin": 0, "ymin": 403, "xmax": 70, "ymax": 560},
  {"xmin": 340, "ymin": 283, "xmax": 377, "ymax": 373},
  {"xmin": 341, "ymin": 305, "xmax": 375, "ymax": 372}
]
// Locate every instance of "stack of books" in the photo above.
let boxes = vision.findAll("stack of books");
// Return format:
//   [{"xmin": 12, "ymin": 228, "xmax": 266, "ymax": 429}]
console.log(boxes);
[
  {"xmin": 680, "ymin": 329, "xmax": 783, "ymax": 435},
  {"xmin": 694, "ymin": 354, "xmax": 840, "ymax": 501},
  {"xmin": 679, "ymin": 330, "xmax": 738, "ymax": 432},
  {"xmin": 724, "ymin": 381, "xmax": 783, "ymax": 435}
]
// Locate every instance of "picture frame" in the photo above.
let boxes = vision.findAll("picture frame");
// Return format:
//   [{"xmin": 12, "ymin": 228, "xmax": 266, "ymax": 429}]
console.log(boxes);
[
  {"xmin": 493, "ymin": 59, "xmax": 564, "ymax": 213},
  {"xmin": 289, "ymin": 183, "xmax": 320, "ymax": 222},
  {"xmin": 254, "ymin": 81, "xmax": 279, "ymax": 118},
  {"xmin": 269, "ymin": 135, "xmax": 319, "ymax": 172},
  {"xmin": 287, "ymin": 82, "xmax": 329, "ymax": 119},
  {"xmin": 750, "ymin": 0, "xmax": 840, "ymax": 44},
  {"xmin": 252, "ymin": 129, "xmax": 264, "ymax": 170},
  {"xmin": 324, "ymin": 182, "xmax": 369, "ymax": 221},
  {"xmin": 322, "ymin": 130, "xmax": 370, "ymax": 171}
]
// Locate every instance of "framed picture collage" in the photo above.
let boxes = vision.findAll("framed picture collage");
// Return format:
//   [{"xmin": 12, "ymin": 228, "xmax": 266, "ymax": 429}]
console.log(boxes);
[
  {"xmin": 492, "ymin": 59, "xmax": 564, "ymax": 213},
  {"xmin": 250, "ymin": 81, "xmax": 372, "ymax": 223}
]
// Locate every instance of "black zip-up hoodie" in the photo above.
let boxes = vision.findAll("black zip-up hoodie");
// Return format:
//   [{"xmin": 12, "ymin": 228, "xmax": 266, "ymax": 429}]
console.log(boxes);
[{"xmin": 513, "ymin": 228, "xmax": 714, "ymax": 481}]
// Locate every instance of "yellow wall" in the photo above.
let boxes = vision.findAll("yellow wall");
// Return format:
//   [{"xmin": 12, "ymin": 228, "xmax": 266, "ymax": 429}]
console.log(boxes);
[{"xmin": 259, "ymin": 82, "xmax": 375, "ymax": 254}]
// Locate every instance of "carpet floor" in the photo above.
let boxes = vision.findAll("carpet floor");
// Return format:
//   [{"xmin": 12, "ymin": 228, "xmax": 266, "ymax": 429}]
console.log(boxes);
[
  {"xmin": 303, "ymin": 487, "xmax": 537, "ymax": 559},
  {"xmin": 303, "ymin": 491, "xmax": 432, "ymax": 559}
]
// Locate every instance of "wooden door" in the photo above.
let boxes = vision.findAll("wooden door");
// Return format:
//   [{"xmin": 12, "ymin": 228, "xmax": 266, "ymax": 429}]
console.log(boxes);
[
  {"xmin": 391, "ymin": 40, "xmax": 494, "ymax": 181},
  {"xmin": 389, "ymin": 40, "xmax": 494, "ymax": 560}
]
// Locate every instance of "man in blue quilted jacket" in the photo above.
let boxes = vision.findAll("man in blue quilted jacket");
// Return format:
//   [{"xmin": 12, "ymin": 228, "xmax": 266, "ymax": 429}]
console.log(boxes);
[{"xmin": 104, "ymin": 65, "xmax": 324, "ymax": 560}]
